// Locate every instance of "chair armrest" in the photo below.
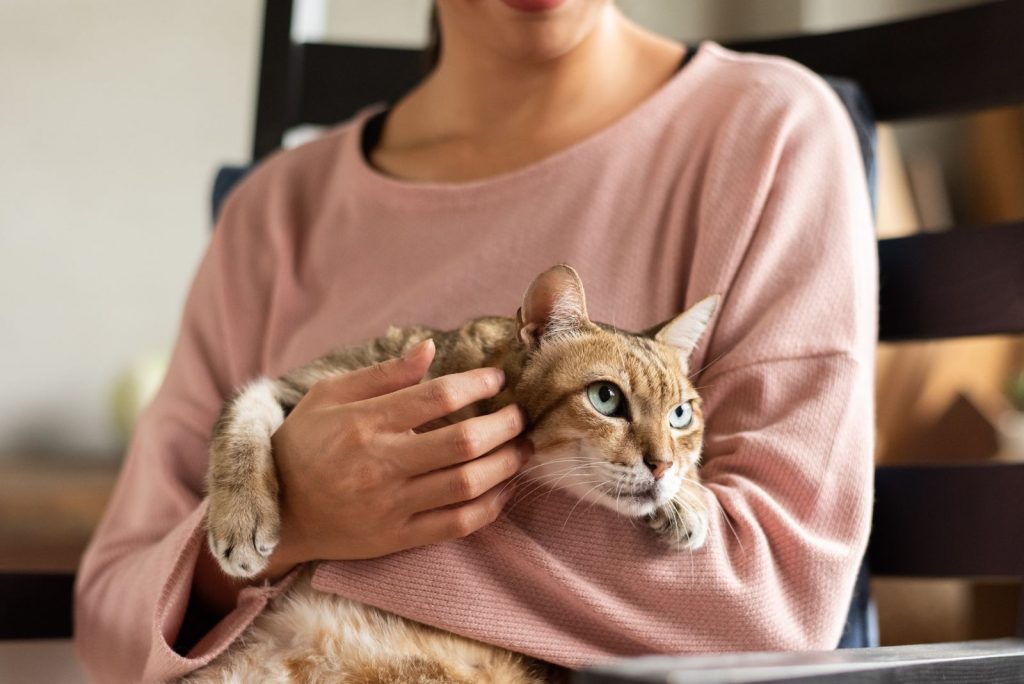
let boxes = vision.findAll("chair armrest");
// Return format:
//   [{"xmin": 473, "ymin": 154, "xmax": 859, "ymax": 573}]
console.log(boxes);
[
  {"xmin": 0, "ymin": 572, "xmax": 75, "ymax": 640},
  {"xmin": 574, "ymin": 639, "xmax": 1024, "ymax": 683}
]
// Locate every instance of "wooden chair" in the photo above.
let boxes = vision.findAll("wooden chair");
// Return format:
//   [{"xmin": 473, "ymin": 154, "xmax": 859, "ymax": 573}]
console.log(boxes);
[{"xmin": 3, "ymin": 2, "xmax": 1023, "ymax": 680}]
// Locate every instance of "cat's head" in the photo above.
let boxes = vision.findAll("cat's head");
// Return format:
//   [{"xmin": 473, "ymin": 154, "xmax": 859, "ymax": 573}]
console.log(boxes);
[{"xmin": 513, "ymin": 265, "xmax": 719, "ymax": 525}]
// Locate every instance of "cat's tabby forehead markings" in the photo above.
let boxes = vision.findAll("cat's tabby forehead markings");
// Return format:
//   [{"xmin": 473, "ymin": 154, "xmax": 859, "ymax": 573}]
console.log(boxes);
[{"xmin": 518, "ymin": 328, "xmax": 693, "ymax": 425}]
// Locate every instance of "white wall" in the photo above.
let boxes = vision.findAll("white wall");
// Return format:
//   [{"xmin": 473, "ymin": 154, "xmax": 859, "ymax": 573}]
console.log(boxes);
[
  {"xmin": 800, "ymin": 0, "xmax": 988, "ymax": 32},
  {"xmin": 620, "ymin": 0, "xmax": 986, "ymax": 41},
  {"xmin": 0, "ymin": 1, "xmax": 260, "ymax": 459},
  {"xmin": 324, "ymin": 0, "xmax": 431, "ymax": 47}
]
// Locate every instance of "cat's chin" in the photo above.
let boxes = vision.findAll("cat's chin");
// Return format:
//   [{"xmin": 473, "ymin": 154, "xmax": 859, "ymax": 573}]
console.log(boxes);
[
  {"xmin": 560, "ymin": 480, "xmax": 670, "ymax": 519},
  {"xmin": 603, "ymin": 494, "xmax": 660, "ymax": 518}
]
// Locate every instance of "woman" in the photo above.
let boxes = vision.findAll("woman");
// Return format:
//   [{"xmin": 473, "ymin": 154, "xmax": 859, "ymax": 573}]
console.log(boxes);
[{"xmin": 75, "ymin": 0, "xmax": 877, "ymax": 680}]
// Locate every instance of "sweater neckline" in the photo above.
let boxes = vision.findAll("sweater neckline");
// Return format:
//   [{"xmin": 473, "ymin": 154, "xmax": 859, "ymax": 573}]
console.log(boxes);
[{"xmin": 343, "ymin": 41, "xmax": 716, "ymax": 204}]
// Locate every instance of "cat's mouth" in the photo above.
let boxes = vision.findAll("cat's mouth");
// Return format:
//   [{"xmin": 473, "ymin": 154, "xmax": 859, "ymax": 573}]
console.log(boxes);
[
  {"xmin": 608, "ymin": 481, "xmax": 678, "ymax": 517},
  {"xmin": 623, "ymin": 485, "xmax": 658, "ymax": 501}
]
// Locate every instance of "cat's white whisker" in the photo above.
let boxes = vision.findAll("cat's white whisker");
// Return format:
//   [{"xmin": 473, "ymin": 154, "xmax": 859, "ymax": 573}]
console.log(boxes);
[
  {"xmin": 559, "ymin": 481, "xmax": 612, "ymax": 532},
  {"xmin": 692, "ymin": 480, "xmax": 743, "ymax": 551},
  {"xmin": 510, "ymin": 474, "xmax": 604, "ymax": 515},
  {"xmin": 496, "ymin": 458, "xmax": 594, "ymax": 498},
  {"xmin": 506, "ymin": 464, "xmax": 599, "ymax": 510},
  {"xmin": 687, "ymin": 347, "xmax": 729, "ymax": 381}
]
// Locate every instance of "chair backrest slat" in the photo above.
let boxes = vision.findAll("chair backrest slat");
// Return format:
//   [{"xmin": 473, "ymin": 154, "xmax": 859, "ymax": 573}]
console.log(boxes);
[
  {"xmin": 298, "ymin": 43, "xmax": 423, "ymax": 128},
  {"xmin": 728, "ymin": 0, "xmax": 1024, "ymax": 121},
  {"xmin": 870, "ymin": 463, "xmax": 1024, "ymax": 580},
  {"xmin": 0, "ymin": 573, "xmax": 74, "ymax": 639},
  {"xmin": 878, "ymin": 221, "xmax": 1024, "ymax": 340},
  {"xmin": 253, "ymin": 0, "xmax": 296, "ymax": 160}
]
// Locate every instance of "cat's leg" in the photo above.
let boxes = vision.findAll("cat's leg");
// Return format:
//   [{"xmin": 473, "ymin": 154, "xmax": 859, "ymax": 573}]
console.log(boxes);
[
  {"xmin": 646, "ymin": 482, "xmax": 710, "ymax": 551},
  {"xmin": 205, "ymin": 359, "xmax": 359, "ymax": 577},
  {"xmin": 206, "ymin": 377, "xmax": 290, "ymax": 578}
]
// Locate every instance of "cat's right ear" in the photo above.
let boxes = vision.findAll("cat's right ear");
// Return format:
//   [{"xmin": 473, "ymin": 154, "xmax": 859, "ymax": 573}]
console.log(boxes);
[
  {"xmin": 647, "ymin": 294, "xmax": 721, "ymax": 361},
  {"xmin": 517, "ymin": 264, "xmax": 590, "ymax": 348}
]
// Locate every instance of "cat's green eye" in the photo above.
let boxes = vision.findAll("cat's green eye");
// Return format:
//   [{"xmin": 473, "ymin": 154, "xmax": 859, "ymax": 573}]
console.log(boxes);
[
  {"xmin": 668, "ymin": 402, "xmax": 693, "ymax": 429},
  {"xmin": 587, "ymin": 382, "xmax": 624, "ymax": 417}
]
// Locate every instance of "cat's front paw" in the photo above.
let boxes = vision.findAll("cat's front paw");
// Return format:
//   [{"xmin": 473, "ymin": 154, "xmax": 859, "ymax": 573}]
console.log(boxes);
[
  {"xmin": 206, "ymin": 485, "xmax": 281, "ymax": 579},
  {"xmin": 646, "ymin": 496, "xmax": 709, "ymax": 551}
]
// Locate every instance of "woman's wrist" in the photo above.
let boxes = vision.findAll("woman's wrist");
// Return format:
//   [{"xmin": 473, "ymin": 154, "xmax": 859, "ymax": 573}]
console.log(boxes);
[
  {"xmin": 262, "ymin": 540, "xmax": 304, "ymax": 582},
  {"xmin": 259, "ymin": 512, "xmax": 309, "ymax": 582}
]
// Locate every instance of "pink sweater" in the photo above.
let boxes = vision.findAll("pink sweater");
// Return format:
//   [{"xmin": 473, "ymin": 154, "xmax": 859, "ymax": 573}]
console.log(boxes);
[{"xmin": 75, "ymin": 43, "xmax": 877, "ymax": 682}]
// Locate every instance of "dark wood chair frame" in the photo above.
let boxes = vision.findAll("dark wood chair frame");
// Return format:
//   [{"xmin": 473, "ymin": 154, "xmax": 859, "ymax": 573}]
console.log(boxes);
[{"xmin": 3, "ymin": 1, "xmax": 1023, "ymax": 680}]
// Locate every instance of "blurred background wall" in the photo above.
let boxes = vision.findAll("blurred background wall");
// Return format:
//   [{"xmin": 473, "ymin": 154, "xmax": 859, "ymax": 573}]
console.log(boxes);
[
  {"xmin": 0, "ymin": 0, "xmax": 997, "ymax": 461},
  {"xmin": 0, "ymin": 2, "xmax": 261, "ymax": 457}
]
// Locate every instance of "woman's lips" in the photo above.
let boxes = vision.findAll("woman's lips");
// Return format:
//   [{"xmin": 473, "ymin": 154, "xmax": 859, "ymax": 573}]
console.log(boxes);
[{"xmin": 499, "ymin": 0, "xmax": 568, "ymax": 13}]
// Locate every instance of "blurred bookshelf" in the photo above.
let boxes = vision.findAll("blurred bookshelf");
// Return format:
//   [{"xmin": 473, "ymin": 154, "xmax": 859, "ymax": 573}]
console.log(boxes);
[
  {"xmin": 872, "ymin": 103, "xmax": 1024, "ymax": 647},
  {"xmin": 0, "ymin": 457, "xmax": 118, "ymax": 572}
]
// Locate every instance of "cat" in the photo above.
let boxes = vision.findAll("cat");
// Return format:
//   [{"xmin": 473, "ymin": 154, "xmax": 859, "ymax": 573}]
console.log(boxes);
[{"xmin": 192, "ymin": 265, "xmax": 719, "ymax": 683}]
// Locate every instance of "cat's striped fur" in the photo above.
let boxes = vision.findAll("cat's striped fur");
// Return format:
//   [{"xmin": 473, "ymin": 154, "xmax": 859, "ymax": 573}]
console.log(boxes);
[{"xmin": 193, "ymin": 265, "xmax": 719, "ymax": 682}]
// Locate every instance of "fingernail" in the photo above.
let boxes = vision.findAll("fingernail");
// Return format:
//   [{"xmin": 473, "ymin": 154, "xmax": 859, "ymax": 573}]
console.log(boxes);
[{"xmin": 492, "ymin": 367, "xmax": 506, "ymax": 389}]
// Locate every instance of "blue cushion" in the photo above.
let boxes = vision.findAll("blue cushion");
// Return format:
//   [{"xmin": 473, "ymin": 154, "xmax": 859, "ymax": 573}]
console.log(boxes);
[{"xmin": 211, "ymin": 165, "xmax": 251, "ymax": 224}]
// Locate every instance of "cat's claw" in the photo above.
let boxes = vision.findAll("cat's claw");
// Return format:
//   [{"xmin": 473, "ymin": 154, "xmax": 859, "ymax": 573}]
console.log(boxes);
[
  {"xmin": 206, "ymin": 492, "xmax": 280, "ymax": 578},
  {"xmin": 646, "ymin": 497, "xmax": 709, "ymax": 551}
]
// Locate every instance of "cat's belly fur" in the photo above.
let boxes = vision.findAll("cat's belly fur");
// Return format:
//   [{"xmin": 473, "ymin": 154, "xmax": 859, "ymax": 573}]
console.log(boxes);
[{"xmin": 185, "ymin": 567, "xmax": 556, "ymax": 683}]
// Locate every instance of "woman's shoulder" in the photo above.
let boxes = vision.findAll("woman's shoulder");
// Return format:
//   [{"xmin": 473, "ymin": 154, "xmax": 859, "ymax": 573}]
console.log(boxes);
[
  {"xmin": 689, "ymin": 42, "xmax": 857, "ymax": 130},
  {"xmin": 216, "ymin": 114, "xmax": 369, "ymax": 223}
]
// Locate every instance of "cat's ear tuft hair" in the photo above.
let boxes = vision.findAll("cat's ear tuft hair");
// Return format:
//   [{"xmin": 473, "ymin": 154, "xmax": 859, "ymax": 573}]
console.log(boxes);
[
  {"xmin": 654, "ymin": 294, "xmax": 721, "ymax": 359},
  {"xmin": 518, "ymin": 265, "xmax": 590, "ymax": 346}
]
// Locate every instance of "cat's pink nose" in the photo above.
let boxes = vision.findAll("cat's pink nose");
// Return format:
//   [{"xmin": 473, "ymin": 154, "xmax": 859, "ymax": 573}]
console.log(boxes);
[{"xmin": 643, "ymin": 456, "xmax": 672, "ymax": 480}]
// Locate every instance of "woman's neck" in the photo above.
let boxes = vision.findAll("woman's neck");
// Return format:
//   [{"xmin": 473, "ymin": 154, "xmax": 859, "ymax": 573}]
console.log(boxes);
[{"xmin": 372, "ymin": 7, "xmax": 685, "ymax": 182}]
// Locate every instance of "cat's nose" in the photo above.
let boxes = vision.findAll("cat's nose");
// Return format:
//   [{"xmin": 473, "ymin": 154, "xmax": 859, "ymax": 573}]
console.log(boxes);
[{"xmin": 643, "ymin": 455, "xmax": 672, "ymax": 480}]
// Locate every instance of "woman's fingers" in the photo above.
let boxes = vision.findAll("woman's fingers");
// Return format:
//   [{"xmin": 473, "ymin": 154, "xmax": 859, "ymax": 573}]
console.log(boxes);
[
  {"xmin": 314, "ymin": 339, "xmax": 435, "ymax": 405},
  {"xmin": 370, "ymin": 366, "xmax": 508, "ymax": 431},
  {"xmin": 399, "ymin": 403, "xmax": 527, "ymax": 475},
  {"xmin": 401, "ymin": 479, "xmax": 515, "ymax": 548},
  {"xmin": 402, "ymin": 440, "xmax": 529, "ymax": 513}
]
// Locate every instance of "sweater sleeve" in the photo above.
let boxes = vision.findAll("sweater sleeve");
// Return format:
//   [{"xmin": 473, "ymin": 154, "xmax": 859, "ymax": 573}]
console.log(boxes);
[
  {"xmin": 589, "ymin": 63, "xmax": 879, "ymax": 654},
  {"xmin": 679, "ymin": 69, "xmax": 878, "ymax": 650},
  {"xmin": 310, "ymin": 61, "xmax": 878, "ymax": 663},
  {"xmin": 582, "ymin": 64, "xmax": 878, "ymax": 654},
  {"xmin": 73, "ymin": 173, "xmax": 297, "ymax": 683}
]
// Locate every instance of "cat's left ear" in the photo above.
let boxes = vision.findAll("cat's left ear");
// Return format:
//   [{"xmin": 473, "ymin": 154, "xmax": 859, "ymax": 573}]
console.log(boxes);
[
  {"xmin": 517, "ymin": 264, "xmax": 591, "ymax": 347},
  {"xmin": 649, "ymin": 294, "xmax": 721, "ymax": 360}
]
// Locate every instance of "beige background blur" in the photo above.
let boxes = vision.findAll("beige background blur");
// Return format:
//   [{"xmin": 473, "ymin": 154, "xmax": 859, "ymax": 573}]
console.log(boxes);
[{"xmin": 0, "ymin": 0, "xmax": 986, "ymax": 460}]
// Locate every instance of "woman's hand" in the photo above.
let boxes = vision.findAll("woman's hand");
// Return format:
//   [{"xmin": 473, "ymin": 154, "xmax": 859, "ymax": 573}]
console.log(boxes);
[{"xmin": 263, "ymin": 339, "xmax": 528, "ymax": 579}]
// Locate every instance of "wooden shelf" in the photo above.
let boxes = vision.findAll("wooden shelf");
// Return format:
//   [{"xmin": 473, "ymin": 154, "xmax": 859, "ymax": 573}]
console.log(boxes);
[{"xmin": 0, "ymin": 459, "xmax": 118, "ymax": 572}]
